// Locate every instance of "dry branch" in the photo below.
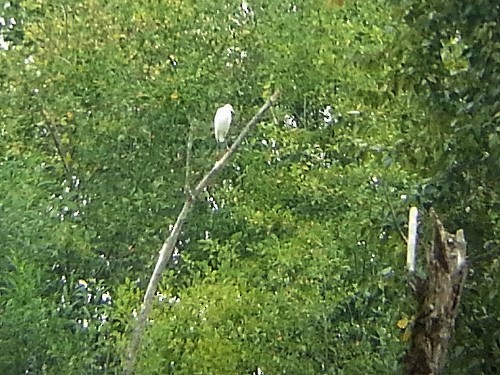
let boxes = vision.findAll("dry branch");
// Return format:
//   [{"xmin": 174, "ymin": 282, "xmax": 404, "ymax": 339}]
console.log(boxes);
[
  {"xmin": 41, "ymin": 109, "xmax": 72, "ymax": 180},
  {"xmin": 123, "ymin": 91, "xmax": 280, "ymax": 375},
  {"xmin": 407, "ymin": 206, "xmax": 418, "ymax": 272}
]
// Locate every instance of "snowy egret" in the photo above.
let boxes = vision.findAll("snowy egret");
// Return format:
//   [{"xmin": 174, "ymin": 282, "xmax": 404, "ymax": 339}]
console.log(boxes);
[{"xmin": 213, "ymin": 104, "xmax": 234, "ymax": 144}]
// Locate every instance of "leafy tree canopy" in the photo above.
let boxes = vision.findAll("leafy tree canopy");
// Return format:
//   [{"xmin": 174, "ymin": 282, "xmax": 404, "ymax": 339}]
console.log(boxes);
[{"xmin": 0, "ymin": 0, "xmax": 497, "ymax": 374}]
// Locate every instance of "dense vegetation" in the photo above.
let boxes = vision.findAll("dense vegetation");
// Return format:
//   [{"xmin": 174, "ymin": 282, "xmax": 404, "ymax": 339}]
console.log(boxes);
[{"xmin": 1, "ymin": 0, "xmax": 498, "ymax": 374}]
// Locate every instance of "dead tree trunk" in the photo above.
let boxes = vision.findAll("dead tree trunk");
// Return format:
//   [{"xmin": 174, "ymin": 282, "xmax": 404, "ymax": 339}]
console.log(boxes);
[{"xmin": 404, "ymin": 210, "xmax": 468, "ymax": 375}]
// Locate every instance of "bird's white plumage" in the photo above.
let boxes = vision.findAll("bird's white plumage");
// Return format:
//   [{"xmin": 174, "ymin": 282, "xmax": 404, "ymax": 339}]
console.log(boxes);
[{"xmin": 213, "ymin": 104, "xmax": 233, "ymax": 143}]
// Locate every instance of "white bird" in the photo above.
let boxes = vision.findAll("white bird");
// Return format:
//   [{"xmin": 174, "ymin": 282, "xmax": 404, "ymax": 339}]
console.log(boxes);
[{"xmin": 213, "ymin": 104, "xmax": 234, "ymax": 143}]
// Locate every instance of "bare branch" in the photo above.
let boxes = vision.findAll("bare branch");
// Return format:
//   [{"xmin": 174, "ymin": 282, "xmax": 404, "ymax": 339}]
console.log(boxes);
[
  {"xmin": 123, "ymin": 90, "xmax": 280, "ymax": 375},
  {"xmin": 381, "ymin": 181, "xmax": 407, "ymax": 243},
  {"xmin": 407, "ymin": 206, "xmax": 418, "ymax": 273},
  {"xmin": 41, "ymin": 109, "xmax": 72, "ymax": 180},
  {"xmin": 193, "ymin": 90, "xmax": 280, "ymax": 193},
  {"xmin": 184, "ymin": 122, "xmax": 195, "ymax": 197}
]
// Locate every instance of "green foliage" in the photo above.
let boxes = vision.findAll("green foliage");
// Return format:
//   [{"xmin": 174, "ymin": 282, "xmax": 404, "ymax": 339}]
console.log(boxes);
[
  {"xmin": 393, "ymin": 1, "xmax": 500, "ymax": 373},
  {"xmin": 0, "ymin": 155, "xmax": 118, "ymax": 374},
  {"xmin": 0, "ymin": 0, "xmax": 497, "ymax": 373}
]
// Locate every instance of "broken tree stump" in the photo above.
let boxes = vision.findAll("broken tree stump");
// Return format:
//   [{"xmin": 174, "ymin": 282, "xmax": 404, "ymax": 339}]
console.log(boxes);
[{"xmin": 404, "ymin": 210, "xmax": 468, "ymax": 375}]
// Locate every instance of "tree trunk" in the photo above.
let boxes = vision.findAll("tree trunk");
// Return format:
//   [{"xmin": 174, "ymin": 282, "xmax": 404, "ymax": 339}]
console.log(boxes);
[{"xmin": 404, "ymin": 210, "xmax": 468, "ymax": 375}]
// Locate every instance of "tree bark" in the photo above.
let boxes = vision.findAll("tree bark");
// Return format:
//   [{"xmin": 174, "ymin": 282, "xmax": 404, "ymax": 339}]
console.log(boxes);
[{"xmin": 404, "ymin": 210, "xmax": 468, "ymax": 375}]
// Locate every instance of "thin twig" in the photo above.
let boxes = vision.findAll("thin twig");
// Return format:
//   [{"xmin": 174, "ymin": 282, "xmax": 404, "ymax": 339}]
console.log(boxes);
[
  {"xmin": 60, "ymin": 4, "xmax": 69, "ymax": 49},
  {"xmin": 270, "ymin": 106, "xmax": 279, "ymax": 125},
  {"xmin": 184, "ymin": 122, "xmax": 195, "ymax": 197},
  {"xmin": 41, "ymin": 109, "xmax": 72, "ymax": 180},
  {"xmin": 123, "ymin": 90, "xmax": 280, "ymax": 375},
  {"xmin": 381, "ymin": 181, "xmax": 407, "ymax": 243}
]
